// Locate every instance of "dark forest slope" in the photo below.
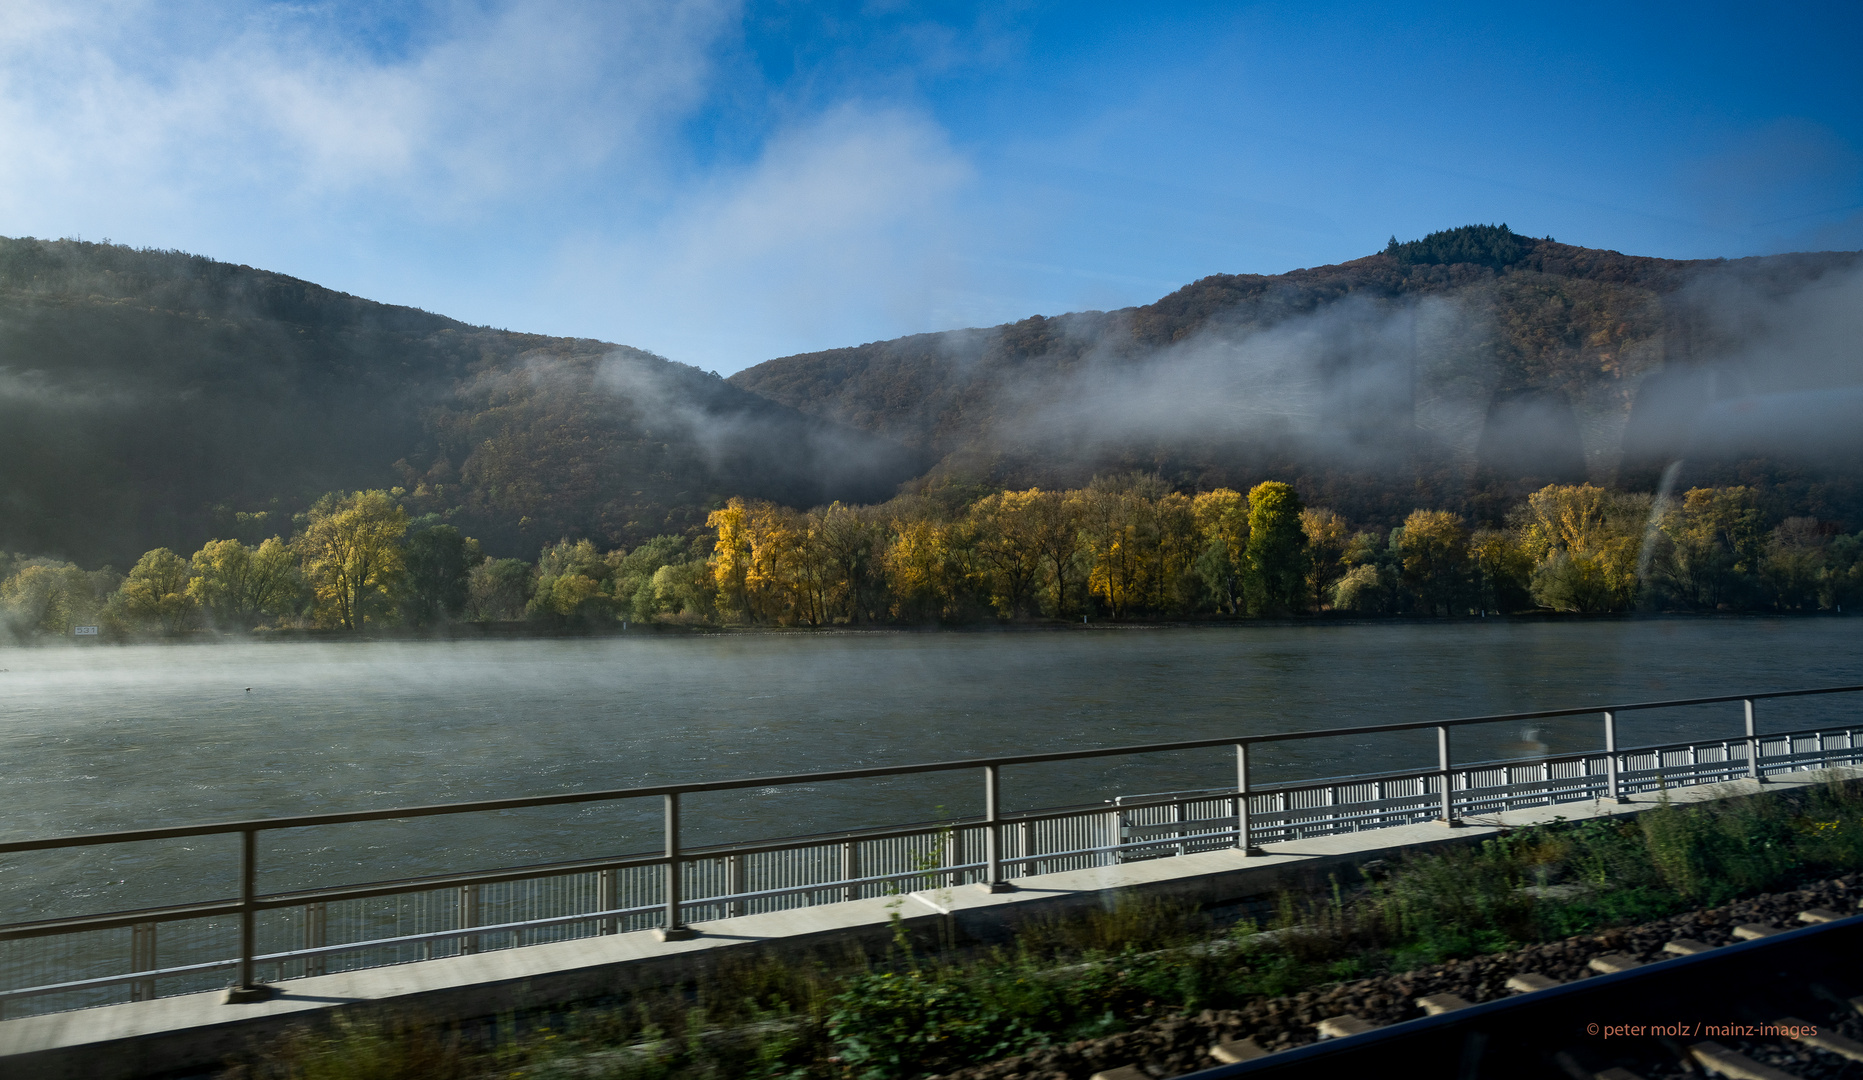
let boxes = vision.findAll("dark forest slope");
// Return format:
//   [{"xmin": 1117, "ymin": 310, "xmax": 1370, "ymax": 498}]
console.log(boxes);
[{"xmin": 0, "ymin": 239, "xmax": 924, "ymax": 566}]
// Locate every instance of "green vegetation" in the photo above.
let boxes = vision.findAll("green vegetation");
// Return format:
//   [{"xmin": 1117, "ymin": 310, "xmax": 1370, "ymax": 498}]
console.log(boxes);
[
  {"xmin": 1384, "ymin": 223, "xmax": 1533, "ymax": 268},
  {"xmin": 223, "ymin": 781, "xmax": 1863, "ymax": 1080}
]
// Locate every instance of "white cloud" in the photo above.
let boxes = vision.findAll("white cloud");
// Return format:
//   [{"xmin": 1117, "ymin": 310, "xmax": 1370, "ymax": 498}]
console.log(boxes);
[
  {"xmin": 550, "ymin": 103, "xmax": 977, "ymax": 370},
  {"xmin": 0, "ymin": 0, "xmax": 733, "ymax": 227}
]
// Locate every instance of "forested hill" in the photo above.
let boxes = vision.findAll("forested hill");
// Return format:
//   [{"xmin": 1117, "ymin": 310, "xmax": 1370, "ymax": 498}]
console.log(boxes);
[
  {"xmin": 0, "ymin": 238, "xmax": 924, "ymax": 567},
  {"xmin": 729, "ymin": 227, "xmax": 1863, "ymax": 526}
]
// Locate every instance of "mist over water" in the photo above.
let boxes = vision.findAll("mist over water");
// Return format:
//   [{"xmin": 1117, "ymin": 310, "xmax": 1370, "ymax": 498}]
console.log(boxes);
[{"xmin": 4, "ymin": 624, "xmax": 1862, "ymax": 922}]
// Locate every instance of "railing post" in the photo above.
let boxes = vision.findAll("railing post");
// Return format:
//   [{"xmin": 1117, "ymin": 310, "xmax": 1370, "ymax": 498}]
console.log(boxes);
[
  {"xmin": 981, "ymin": 764, "xmax": 1014, "ymax": 892},
  {"xmin": 599, "ymin": 868, "xmax": 619, "ymax": 934},
  {"xmin": 1746, "ymin": 698, "xmax": 1766, "ymax": 782},
  {"xmin": 1235, "ymin": 742, "xmax": 1264, "ymax": 855},
  {"xmin": 727, "ymin": 855, "xmax": 745, "ymax": 918},
  {"xmin": 225, "ymin": 827, "xmax": 274, "ymax": 1003},
  {"xmin": 1603, "ymin": 710, "xmax": 1624, "ymax": 803},
  {"xmin": 304, "ymin": 901, "xmax": 327, "ymax": 976},
  {"xmin": 658, "ymin": 792, "xmax": 697, "ymax": 940},
  {"xmin": 459, "ymin": 885, "xmax": 481, "ymax": 954},
  {"xmin": 842, "ymin": 841, "xmax": 859, "ymax": 902},
  {"xmin": 1436, "ymin": 725, "xmax": 1461, "ymax": 827},
  {"xmin": 131, "ymin": 921, "xmax": 157, "ymax": 1001}
]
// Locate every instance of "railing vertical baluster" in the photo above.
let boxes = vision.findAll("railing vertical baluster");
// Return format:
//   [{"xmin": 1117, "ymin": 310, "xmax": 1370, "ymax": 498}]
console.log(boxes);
[
  {"xmin": 225, "ymin": 827, "xmax": 273, "ymax": 1003},
  {"xmin": 1436, "ymin": 726, "xmax": 1459, "ymax": 826},
  {"xmin": 982, "ymin": 764, "xmax": 1013, "ymax": 892},
  {"xmin": 727, "ymin": 854, "xmax": 746, "ymax": 918},
  {"xmin": 659, "ymin": 793, "xmax": 696, "ymax": 940},
  {"xmin": 1604, "ymin": 711, "xmax": 1622, "ymax": 802},
  {"xmin": 842, "ymin": 841, "xmax": 859, "ymax": 902},
  {"xmin": 1019, "ymin": 819, "xmax": 1035, "ymax": 875},
  {"xmin": 1746, "ymin": 699, "xmax": 1765, "ymax": 782}
]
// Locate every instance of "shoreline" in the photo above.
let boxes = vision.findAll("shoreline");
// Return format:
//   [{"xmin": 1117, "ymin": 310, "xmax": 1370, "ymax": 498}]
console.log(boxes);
[{"xmin": 0, "ymin": 608, "xmax": 1854, "ymax": 647}]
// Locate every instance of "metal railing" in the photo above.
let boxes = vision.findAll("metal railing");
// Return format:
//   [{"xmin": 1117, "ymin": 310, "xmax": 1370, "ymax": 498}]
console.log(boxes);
[{"xmin": 2, "ymin": 684, "xmax": 1861, "ymax": 1019}]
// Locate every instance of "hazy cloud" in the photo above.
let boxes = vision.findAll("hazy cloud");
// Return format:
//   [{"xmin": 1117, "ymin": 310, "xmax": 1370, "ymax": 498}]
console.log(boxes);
[
  {"xmin": 0, "ymin": 0, "xmax": 732, "ymax": 221},
  {"xmin": 549, "ymin": 103, "xmax": 975, "ymax": 370}
]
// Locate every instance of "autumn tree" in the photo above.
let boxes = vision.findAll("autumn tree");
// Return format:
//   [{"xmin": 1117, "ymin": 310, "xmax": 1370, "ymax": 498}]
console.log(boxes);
[
  {"xmin": 1027, "ymin": 489, "xmax": 1084, "ymax": 618},
  {"xmin": 815, "ymin": 502, "xmax": 887, "ymax": 623},
  {"xmin": 1511, "ymin": 483, "xmax": 1649, "ymax": 613},
  {"xmin": 1194, "ymin": 488, "xmax": 1249, "ymax": 615},
  {"xmin": 119, "ymin": 548, "xmax": 196, "ymax": 633},
  {"xmin": 708, "ymin": 498, "xmax": 754, "ymax": 620},
  {"xmin": 1653, "ymin": 486, "xmax": 1765, "ymax": 610},
  {"xmin": 189, "ymin": 537, "xmax": 301, "ymax": 628},
  {"xmin": 1469, "ymin": 528, "xmax": 1533, "ymax": 614},
  {"xmin": 1396, "ymin": 510, "xmax": 1470, "ymax": 615},
  {"xmin": 296, "ymin": 490, "xmax": 409, "ymax": 630},
  {"xmin": 1300, "ymin": 507, "xmax": 1349, "ymax": 611},
  {"xmin": 1244, "ymin": 482, "xmax": 1308, "ymax": 614},
  {"xmin": 970, "ymin": 490, "xmax": 1047, "ymax": 618},
  {"xmin": 1078, "ymin": 484, "xmax": 1149, "ymax": 620}
]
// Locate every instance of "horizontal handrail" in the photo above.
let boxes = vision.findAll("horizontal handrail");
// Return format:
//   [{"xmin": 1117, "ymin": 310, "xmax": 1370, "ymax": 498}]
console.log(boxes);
[
  {"xmin": 6, "ymin": 719, "xmax": 1857, "ymax": 943},
  {"xmin": 5, "ymin": 685, "xmax": 1858, "ymax": 855}
]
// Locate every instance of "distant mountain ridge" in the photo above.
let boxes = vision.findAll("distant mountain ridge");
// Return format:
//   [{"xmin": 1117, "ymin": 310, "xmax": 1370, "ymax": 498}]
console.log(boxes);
[
  {"xmin": 2, "ymin": 227, "xmax": 1858, "ymax": 570},
  {"xmin": 0, "ymin": 238, "xmax": 923, "ymax": 566}
]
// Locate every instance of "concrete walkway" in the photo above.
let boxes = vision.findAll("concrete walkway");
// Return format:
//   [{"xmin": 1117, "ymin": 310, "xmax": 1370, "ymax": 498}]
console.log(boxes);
[{"xmin": 3, "ymin": 766, "xmax": 1853, "ymax": 1079}]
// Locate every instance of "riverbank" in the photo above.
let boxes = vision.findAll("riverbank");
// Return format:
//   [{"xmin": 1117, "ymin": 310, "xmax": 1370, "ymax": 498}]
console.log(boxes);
[{"xmin": 5, "ymin": 607, "xmax": 1854, "ymax": 648}]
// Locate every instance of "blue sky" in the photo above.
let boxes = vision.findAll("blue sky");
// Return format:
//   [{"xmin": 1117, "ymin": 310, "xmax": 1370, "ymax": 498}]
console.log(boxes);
[{"xmin": 1, "ymin": 1, "xmax": 1857, "ymax": 373}]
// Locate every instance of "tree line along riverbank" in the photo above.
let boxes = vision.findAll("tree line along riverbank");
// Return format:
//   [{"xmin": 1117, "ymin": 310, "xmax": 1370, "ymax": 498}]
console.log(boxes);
[{"xmin": 5, "ymin": 475, "xmax": 1862, "ymax": 641}]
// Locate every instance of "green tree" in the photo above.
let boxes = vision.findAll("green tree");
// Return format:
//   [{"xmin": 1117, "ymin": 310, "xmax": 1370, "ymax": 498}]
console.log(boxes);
[
  {"xmin": 1760, "ymin": 517, "xmax": 1828, "ymax": 611},
  {"xmin": 297, "ymin": 490, "xmax": 409, "ymax": 630},
  {"xmin": 530, "ymin": 538, "xmax": 615, "ymax": 623},
  {"xmin": 466, "ymin": 557, "xmax": 535, "ymax": 621},
  {"xmin": 1, "ymin": 562, "xmax": 115, "ymax": 636},
  {"xmin": 118, "ymin": 548, "xmax": 196, "ymax": 634},
  {"xmin": 401, "ymin": 522, "xmax": 480, "ymax": 626},
  {"xmin": 1244, "ymin": 481, "xmax": 1308, "ymax": 615}
]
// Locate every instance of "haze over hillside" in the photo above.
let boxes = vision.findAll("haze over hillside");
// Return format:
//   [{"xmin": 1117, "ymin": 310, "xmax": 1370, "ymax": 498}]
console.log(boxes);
[
  {"xmin": 731, "ymin": 227, "xmax": 1863, "ymax": 524},
  {"xmin": 2, "ymin": 226, "xmax": 1859, "ymax": 569}
]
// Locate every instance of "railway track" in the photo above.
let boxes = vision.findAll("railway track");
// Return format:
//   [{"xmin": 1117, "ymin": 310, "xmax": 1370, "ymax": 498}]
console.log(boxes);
[{"xmin": 1110, "ymin": 908, "xmax": 1863, "ymax": 1080}]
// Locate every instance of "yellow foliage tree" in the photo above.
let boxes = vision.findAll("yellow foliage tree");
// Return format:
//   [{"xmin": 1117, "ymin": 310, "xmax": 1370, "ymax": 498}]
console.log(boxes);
[
  {"xmin": 119, "ymin": 548, "xmax": 197, "ymax": 634},
  {"xmin": 189, "ymin": 537, "xmax": 299, "ymax": 628},
  {"xmin": 1512, "ymin": 483, "xmax": 1649, "ymax": 612},
  {"xmin": 296, "ymin": 490, "xmax": 409, "ymax": 630}
]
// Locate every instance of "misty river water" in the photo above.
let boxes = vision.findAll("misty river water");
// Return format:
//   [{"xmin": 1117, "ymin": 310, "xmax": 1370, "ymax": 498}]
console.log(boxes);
[{"xmin": 3, "ymin": 619, "xmax": 1862, "ymax": 922}]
